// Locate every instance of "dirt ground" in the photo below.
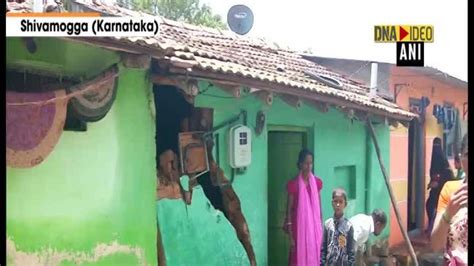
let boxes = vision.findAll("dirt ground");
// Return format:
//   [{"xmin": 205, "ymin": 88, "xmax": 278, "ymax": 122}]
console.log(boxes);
[{"xmin": 387, "ymin": 233, "xmax": 444, "ymax": 266}]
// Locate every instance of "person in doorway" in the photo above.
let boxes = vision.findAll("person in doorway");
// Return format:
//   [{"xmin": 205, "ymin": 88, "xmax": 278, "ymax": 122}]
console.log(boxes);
[
  {"xmin": 349, "ymin": 209, "xmax": 387, "ymax": 265},
  {"xmin": 454, "ymin": 154, "xmax": 466, "ymax": 180},
  {"xmin": 425, "ymin": 137, "xmax": 454, "ymax": 236},
  {"xmin": 320, "ymin": 188, "xmax": 355, "ymax": 266},
  {"xmin": 284, "ymin": 148, "xmax": 323, "ymax": 266},
  {"xmin": 431, "ymin": 133, "xmax": 468, "ymax": 265}
]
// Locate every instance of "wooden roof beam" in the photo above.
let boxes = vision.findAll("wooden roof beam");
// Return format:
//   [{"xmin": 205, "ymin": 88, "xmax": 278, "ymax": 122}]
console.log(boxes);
[
  {"xmin": 253, "ymin": 90, "xmax": 273, "ymax": 106},
  {"xmin": 337, "ymin": 106, "xmax": 355, "ymax": 120},
  {"xmin": 166, "ymin": 69, "xmax": 415, "ymax": 122},
  {"xmin": 120, "ymin": 53, "xmax": 151, "ymax": 69},
  {"xmin": 306, "ymin": 100, "xmax": 329, "ymax": 113},
  {"xmin": 389, "ymin": 119, "xmax": 399, "ymax": 128},
  {"xmin": 212, "ymin": 82, "xmax": 241, "ymax": 98},
  {"xmin": 151, "ymin": 75, "xmax": 199, "ymax": 96},
  {"xmin": 280, "ymin": 94, "xmax": 302, "ymax": 109}
]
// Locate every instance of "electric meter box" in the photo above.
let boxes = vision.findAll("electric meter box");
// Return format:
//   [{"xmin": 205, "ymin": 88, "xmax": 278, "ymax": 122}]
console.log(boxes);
[{"xmin": 228, "ymin": 125, "xmax": 252, "ymax": 168}]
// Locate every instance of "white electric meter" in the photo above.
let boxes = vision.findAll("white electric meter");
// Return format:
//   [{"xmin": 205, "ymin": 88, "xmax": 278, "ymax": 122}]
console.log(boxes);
[{"xmin": 228, "ymin": 125, "xmax": 252, "ymax": 168}]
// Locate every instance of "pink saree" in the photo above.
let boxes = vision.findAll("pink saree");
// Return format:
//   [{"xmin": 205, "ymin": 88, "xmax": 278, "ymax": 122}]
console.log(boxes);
[{"xmin": 288, "ymin": 173, "xmax": 323, "ymax": 266}]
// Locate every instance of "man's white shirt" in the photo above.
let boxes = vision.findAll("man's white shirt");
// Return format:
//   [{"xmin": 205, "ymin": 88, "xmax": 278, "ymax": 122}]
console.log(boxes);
[{"xmin": 349, "ymin": 214, "xmax": 374, "ymax": 253}]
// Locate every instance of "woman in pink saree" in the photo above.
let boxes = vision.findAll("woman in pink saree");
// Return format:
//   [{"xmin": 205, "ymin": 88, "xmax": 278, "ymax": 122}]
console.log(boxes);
[{"xmin": 284, "ymin": 149, "xmax": 323, "ymax": 266}]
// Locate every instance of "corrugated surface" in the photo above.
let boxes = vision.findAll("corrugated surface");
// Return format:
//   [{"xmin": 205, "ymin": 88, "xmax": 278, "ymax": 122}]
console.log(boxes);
[{"xmin": 6, "ymin": 0, "xmax": 415, "ymax": 119}]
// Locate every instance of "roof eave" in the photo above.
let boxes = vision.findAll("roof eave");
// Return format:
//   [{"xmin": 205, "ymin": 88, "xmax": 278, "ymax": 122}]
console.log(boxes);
[{"xmin": 161, "ymin": 68, "xmax": 417, "ymax": 122}]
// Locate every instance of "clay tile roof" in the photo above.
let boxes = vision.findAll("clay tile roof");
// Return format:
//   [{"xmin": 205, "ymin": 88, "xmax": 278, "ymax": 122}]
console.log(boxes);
[{"xmin": 6, "ymin": 0, "xmax": 416, "ymax": 121}]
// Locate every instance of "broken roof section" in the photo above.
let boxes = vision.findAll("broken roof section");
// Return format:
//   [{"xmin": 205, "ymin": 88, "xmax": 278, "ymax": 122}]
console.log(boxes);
[{"xmin": 6, "ymin": 0, "xmax": 416, "ymax": 121}]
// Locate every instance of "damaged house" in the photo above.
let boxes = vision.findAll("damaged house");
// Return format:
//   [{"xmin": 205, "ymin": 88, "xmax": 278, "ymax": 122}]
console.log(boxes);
[{"xmin": 6, "ymin": 1, "xmax": 415, "ymax": 265}]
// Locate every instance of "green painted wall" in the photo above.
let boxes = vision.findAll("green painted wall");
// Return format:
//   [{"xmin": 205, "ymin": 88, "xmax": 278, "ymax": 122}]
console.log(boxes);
[
  {"xmin": 157, "ymin": 83, "xmax": 391, "ymax": 265},
  {"xmin": 6, "ymin": 37, "xmax": 392, "ymax": 266},
  {"xmin": 365, "ymin": 123, "xmax": 392, "ymax": 247},
  {"xmin": 6, "ymin": 38, "xmax": 120, "ymax": 79},
  {"xmin": 7, "ymin": 40, "xmax": 157, "ymax": 265}
]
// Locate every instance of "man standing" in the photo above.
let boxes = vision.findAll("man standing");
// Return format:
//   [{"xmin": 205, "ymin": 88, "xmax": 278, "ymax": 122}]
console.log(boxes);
[{"xmin": 350, "ymin": 209, "xmax": 387, "ymax": 265}]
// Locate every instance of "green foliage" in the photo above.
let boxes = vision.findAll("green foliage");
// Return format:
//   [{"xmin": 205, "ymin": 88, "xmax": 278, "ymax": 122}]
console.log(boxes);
[{"xmin": 117, "ymin": 0, "xmax": 227, "ymax": 30}]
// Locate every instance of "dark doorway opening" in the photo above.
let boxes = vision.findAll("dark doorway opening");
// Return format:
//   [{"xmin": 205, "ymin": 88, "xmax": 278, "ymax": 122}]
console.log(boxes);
[
  {"xmin": 407, "ymin": 118, "xmax": 425, "ymax": 232},
  {"xmin": 153, "ymin": 84, "xmax": 192, "ymax": 160},
  {"xmin": 267, "ymin": 130, "xmax": 307, "ymax": 265}
]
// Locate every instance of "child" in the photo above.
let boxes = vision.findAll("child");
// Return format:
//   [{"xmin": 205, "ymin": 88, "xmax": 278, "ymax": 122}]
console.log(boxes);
[{"xmin": 321, "ymin": 188, "xmax": 355, "ymax": 266}]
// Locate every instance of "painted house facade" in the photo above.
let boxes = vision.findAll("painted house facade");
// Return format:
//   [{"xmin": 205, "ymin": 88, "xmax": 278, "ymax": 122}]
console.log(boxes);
[
  {"xmin": 6, "ymin": 37, "xmax": 158, "ymax": 265},
  {"xmin": 304, "ymin": 56, "xmax": 468, "ymax": 247},
  {"xmin": 7, "ymin": 1, "xmax": 415, "ymax": 265}
]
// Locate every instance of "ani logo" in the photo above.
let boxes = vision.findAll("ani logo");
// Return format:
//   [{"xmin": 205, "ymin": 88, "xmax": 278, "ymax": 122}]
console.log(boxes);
[{"xmin": 374, "ymin": 25, "xmax": 434, "ymax": 67}]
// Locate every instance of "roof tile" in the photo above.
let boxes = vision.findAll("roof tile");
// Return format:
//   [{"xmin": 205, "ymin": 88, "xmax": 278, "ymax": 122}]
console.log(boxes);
[{"xmin": 6, "ymin": 0, "xmax": 415, "ymax": 119}]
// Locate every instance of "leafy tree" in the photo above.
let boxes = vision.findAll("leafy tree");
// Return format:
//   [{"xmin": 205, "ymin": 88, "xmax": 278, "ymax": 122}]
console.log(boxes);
[{"xmin": 116, "ymin": 0, "xmax": 227, "ymax": 30}]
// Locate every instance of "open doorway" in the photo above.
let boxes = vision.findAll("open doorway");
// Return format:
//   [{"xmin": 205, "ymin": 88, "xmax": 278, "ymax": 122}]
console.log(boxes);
[
  {"xmin": 407, "ymin": 118, "xmax": 425, "ymax": 232},
  {"xmin": 267, "ymin": 129, "xmax": 307, "ymax": 265}
]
